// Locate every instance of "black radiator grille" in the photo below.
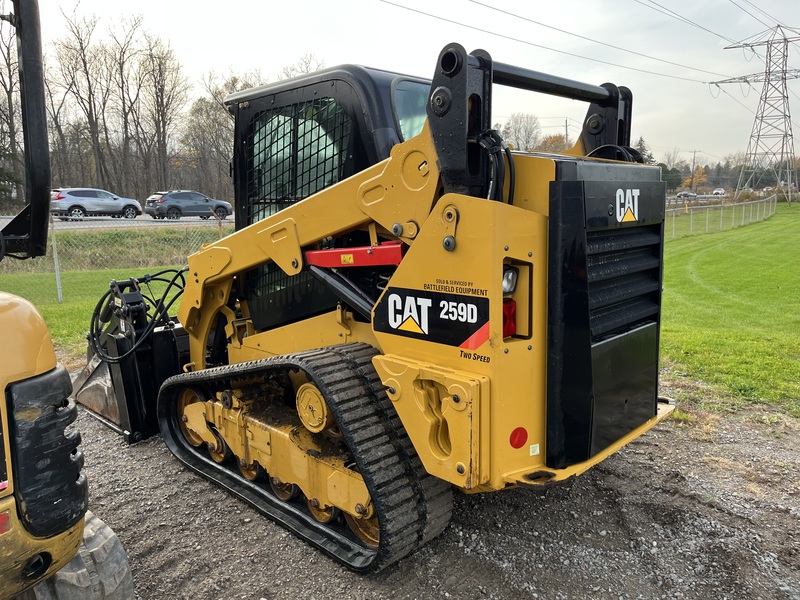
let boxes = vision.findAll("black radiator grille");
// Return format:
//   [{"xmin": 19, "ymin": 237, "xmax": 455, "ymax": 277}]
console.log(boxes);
[{"xmin": 586, "ymin": 225, "xmax": 662, "ymax": 341}]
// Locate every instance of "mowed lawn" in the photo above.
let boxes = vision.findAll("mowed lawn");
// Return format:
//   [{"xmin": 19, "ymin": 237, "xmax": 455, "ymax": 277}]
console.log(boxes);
[{"xmin": 661, "ymin": 206, "xmax": 800, "ymax": 417}]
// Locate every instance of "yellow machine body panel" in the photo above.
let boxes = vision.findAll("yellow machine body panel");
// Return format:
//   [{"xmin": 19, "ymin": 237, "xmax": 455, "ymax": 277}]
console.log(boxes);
[{"xmin": 0, "ymin": 293, "xmax": 84, "ymax": 596}]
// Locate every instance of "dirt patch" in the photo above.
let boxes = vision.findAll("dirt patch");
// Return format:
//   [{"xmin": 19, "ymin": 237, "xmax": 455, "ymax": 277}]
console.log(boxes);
[{"xmin": 74, "ymin": 395, "xmax": 800, "ymax": 600}]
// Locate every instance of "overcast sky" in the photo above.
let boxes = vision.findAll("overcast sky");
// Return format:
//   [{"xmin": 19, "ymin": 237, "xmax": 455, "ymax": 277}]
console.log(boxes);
[{"xmin": 37, "ymin": 0, "xmax": 800, "ymax": 167}]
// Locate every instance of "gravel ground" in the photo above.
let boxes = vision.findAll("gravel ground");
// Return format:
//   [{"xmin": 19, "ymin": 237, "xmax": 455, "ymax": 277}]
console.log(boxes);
[{"xmin": 73, "ymin": 379, "xmax": 799, "ymax": 600}]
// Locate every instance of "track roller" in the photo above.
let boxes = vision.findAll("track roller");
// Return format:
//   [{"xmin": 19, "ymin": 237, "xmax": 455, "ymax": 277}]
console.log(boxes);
[{"xmin": 157, "ymin": 343, "xmax": 453, "ymax": 572}]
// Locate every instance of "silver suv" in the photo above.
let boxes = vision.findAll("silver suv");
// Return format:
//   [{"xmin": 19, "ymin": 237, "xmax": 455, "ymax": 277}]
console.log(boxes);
[
  {"xmin": 50, "ymin": 188, "xmax": 142, "ymax": 220},
  {"xmin": 144, "ymin": 190, "xmax": 232, "ymax": 220}
]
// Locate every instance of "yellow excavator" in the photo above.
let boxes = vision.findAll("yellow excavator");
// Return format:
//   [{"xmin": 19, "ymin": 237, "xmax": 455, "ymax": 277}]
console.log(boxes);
[
  {"xmin": 0, "ymin": 2, "xmax": 132, "ymax": 598},
  {"xmin": 80, "ymin": 42, "xmax": 674, "ymax": 572}
]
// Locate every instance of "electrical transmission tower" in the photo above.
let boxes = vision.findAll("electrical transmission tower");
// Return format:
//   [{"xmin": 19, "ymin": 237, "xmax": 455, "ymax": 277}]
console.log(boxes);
[{"xmin": 712, "ymin": 25, "xmax": 800, "ymax": 202}]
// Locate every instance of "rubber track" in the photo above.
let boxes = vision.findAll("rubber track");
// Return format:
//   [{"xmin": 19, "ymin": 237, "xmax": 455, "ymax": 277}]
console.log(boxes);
[
  {"xmin": 328, "ymin": 344, "xmax": 453, "ymax": 545},
  {"xmin": 156, "ymin": 343, "xmax": 442, "ymax": 572}
]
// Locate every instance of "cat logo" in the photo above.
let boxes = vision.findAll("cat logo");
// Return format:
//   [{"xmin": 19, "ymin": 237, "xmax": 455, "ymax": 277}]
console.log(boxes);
[
  {"xmin": 387, "ymin": 293, "xmax": 431, "ymax": 335},
  {"xmin": 615, "ymin": 188, "xmax": 640, "ymax": 223}
]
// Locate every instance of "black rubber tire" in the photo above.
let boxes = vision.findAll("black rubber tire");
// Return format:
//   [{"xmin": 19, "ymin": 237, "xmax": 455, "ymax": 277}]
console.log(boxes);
[
  {"xmin": 16, "ymin": 511, "xmax": 134, "ymax": 600},
  {"xmin": 121, "ymin": 206, "xmax": 137, "ymax": 219},
  {"xmin": 166, "ymin": 208, "xmax": 181, "ymax": 220},
  {"xmin": 215, "ymin": 207, "xmax": 228, "ymax": 220}
]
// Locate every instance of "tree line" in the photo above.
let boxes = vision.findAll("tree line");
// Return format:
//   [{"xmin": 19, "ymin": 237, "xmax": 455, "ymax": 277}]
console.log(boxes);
[
  {"xmin": 0, "ymin": 8, "xmax": 272, "ymax": 210},
  {"xmin": 1, "ymin": 8, "xmax": 796, "ymax": 212}
]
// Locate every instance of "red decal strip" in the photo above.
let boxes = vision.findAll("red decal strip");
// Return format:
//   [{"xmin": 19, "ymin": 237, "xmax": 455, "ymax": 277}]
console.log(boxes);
[{"xmin": 459, "ymin": 321, "xmax": 490, "ymax": 350}]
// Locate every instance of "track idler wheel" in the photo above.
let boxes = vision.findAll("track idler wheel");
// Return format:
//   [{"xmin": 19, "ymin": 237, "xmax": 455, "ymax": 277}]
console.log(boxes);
[
  {"xmin": 344, "ymin": 510, "xmax": 380, "ymax": 548},
  {"xmin": 269, "ymin": 476, "xmax": 299, "ymax": 501},
  {"xmin": 176, "ymin": 388, "xmax": 206, "ymax": 448},
  {"xmin": 307, "ymin": 498, "xmax": 340, "ymax": 524},
  {"xmin": 238, "ymin": 459, "xmax": 262, "ymax": 481},
  {"xmin": 207, "ymin": 427, "xmax": 232, "ymax": 464},
  {"xmin": 296, "ymin": 382, "xmax": 334, "ymax": 433}
]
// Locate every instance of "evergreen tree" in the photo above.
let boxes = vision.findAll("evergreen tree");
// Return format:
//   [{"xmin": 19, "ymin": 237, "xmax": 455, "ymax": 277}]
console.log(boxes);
[{"xmin": 634, "ymin": 136, "xmax": 656, "ymax": 164}]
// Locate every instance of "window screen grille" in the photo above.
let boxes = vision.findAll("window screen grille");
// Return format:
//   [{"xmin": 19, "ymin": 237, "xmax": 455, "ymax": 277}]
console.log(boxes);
[
  {"xmin": 244, "ymin": 97, "xmax": 352, "ymax": 331},
  {"xmin": 245, "ymin": 97, "xmax": 353, "ymax": 226}
]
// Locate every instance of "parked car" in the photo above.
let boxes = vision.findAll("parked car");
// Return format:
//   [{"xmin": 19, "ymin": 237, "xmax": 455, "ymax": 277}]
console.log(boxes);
[
  {"xmin": 144, "ymin": 190, "xmax": 232, "ymax": 220},
  {"xmin": 50, "ymin": 188, "xmax": 142, "ymax": 220},
  {"xmin": 712, "ymin": 188, "xmax": 725, "ymax": 195},
  {"xmin": 676, "ymin": 191, "xmax": 697, "ymax": 199}
]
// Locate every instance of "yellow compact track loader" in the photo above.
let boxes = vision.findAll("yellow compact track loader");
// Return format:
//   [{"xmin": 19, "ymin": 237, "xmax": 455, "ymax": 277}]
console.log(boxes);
[{"xmin": 81, "ymin": 43, "xmax": 674, "ymax": 572}]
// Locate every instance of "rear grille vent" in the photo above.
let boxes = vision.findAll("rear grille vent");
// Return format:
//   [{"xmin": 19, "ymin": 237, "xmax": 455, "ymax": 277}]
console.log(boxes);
[{"xmin": 586, "ymin": 225, "xmax": 662, "ymax": 341}]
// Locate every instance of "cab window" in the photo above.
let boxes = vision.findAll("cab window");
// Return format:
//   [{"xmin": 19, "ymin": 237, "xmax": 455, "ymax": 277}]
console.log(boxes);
[{"xmin": 393, "ymin": 80, "xmax": 429, "ymax": 141}]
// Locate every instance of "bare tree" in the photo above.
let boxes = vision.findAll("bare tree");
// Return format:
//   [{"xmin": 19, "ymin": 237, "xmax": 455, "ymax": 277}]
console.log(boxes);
[
  {"xmin": 660, "ymin": 147, "xmax": 683, "ymax": 170},
  {"xmin": 502, "ymin": 113, "xmax": 542, "ymax": 151},
  {"xmin": 43, "ymin": 64, "xmax": 77, "ymax": 187},
  {"xmin": 55, "ymin": 11, "xmax": 113, "ymax": 188},
  {"xmin": 140, "ymin": 34, "xmax": 189, "ymax": 190},
  {"xmin": 106, "ymin": 15, "xmax": 144, "ymax": 196},
  {"xmin": 0, "ymin": 2, "xmax": 22, "ymax": 205},
  {"xmin": 177, "ymin": 71, "xmax": 268, "ymax": 199},
  {"xmin": 278, "ymin": 53, "xmax": 325, "ymax": 80}
]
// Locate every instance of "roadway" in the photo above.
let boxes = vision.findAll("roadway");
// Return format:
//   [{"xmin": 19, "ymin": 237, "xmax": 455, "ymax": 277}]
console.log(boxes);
[{"xmin": 0, "ymin": 214, "xmax": 231, "ymax": 231}]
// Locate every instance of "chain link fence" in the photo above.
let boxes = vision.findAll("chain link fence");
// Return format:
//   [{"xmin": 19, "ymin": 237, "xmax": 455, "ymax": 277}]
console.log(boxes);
[
  {"xmin": 665, "ymin": 196, "xmax": 777, "ymax": 240},
  {"xmin": 0, "ymin": 217, "xmax": 234, "ymax": 303},
  {"xmin": 0, "ymin": 195, "xmax": 780, "ymax": 304}
]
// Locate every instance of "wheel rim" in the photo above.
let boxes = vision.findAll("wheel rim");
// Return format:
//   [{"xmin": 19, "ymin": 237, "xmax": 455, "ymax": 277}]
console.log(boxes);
[
  {"xmin": 238, "ymin": 460, "xmax": 261, "ymax": 481},
  {"xmin": 167, "ymin": 208, "xmax": 180, "ymax": 219},
  {"xmin": 176, "ymin": 388, "xmax": 205, "ymax": 447},
  {"xmin": 216, "ymin": 208, "xmax": 227, "ymax": 219},
  {"xmin": 69, "ymin": 208, "xmax": 84, "ymax": 220},
  {"xmin": 207, "ymin": 428, "xmax": 231, "ymax": 464},
  {"xmin": 307, "ymin": 499, "xmax": 339, "ymax": 524},
  {"xmin": 123, "ymin": 207, "xmax": 136, "ymax": 218},
  {"xmin": 344, "ymin": 512, "xmax": 380, "ymax": 548},
  {"xmin": 269, "ymin": 477, "xmax": 299, "ymax": 501}
]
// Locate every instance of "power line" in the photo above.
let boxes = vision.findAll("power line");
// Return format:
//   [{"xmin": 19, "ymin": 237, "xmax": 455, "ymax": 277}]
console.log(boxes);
[
  {"xmin": 468, "ymin": 0, "xmax": 735, "ymax": 79},
  {"xmin": 728, "ymin": 0, "xmax": 774, "ymax": 30},
  {"xmin": 738, "ymin": 0, "xmax": 787, "ymax": 27},
  {"xmin": 711, "ymin": 83, "xmax": 757, "ymax": 114},
  {"xmin": 634, "ymin": 0, "xmax": 742, "ymax": 46},
  {"xmin": 378, "ymin": 0, "xmax": 708, "ymax": 83}
]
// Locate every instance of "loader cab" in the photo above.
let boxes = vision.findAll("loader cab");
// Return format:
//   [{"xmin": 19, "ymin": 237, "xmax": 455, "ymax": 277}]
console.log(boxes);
[
  {"xmin": 225, "ymin": 66, "xmax": 430, "ymax": 332},
  {"xmin": 226, "ymin": 66, "xmax": 430, "ymax": 230}
]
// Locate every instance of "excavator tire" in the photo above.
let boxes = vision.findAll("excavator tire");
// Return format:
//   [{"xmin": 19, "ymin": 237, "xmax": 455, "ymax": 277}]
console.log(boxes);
[
  {"xmin": 157, "ymin": 342, "xmax": 453, "ymax": 572},
  {"xmin": 16, "ymin": 511, "xmax": 134, "ymax": 600}
]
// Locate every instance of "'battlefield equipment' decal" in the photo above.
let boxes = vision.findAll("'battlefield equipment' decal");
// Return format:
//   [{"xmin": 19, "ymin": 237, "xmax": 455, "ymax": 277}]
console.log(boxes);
[{"xmin": 374, "ymin": 287, "xmax": 490, "ymax": 348}]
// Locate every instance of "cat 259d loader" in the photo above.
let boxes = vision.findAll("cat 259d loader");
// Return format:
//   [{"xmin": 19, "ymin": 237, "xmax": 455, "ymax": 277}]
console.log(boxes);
[{"xmin": 80, "ymin": 42, "xmax": 675, "ymax": 572}]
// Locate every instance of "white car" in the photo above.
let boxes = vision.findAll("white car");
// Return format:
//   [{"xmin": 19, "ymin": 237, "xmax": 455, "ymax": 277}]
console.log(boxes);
[
  {"xmin": 712, "ymin": 188, "xmax": 725, "ymax": 196},
  {"xmin": 51, "ymin": 188, "xmax": 142, "ymax": 220}
]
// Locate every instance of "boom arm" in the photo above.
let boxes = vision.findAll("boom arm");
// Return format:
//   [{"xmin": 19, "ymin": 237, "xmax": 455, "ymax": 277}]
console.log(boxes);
[{"xmin": 178, "ymin": 124, "xmax": 442, "ymax": 369}]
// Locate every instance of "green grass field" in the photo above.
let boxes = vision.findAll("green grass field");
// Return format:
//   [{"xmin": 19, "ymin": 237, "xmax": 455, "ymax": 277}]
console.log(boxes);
[
  {"xmin": 1, "ymin": 267, "xmax": 183, "ymax": 356},
  {"xmin": 2, "ymin": 207, "xmax": 797, "ymax": 417},
  {"xmin": 661, "ymin": 206, "xmax": 799, "ymax": 417}
]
